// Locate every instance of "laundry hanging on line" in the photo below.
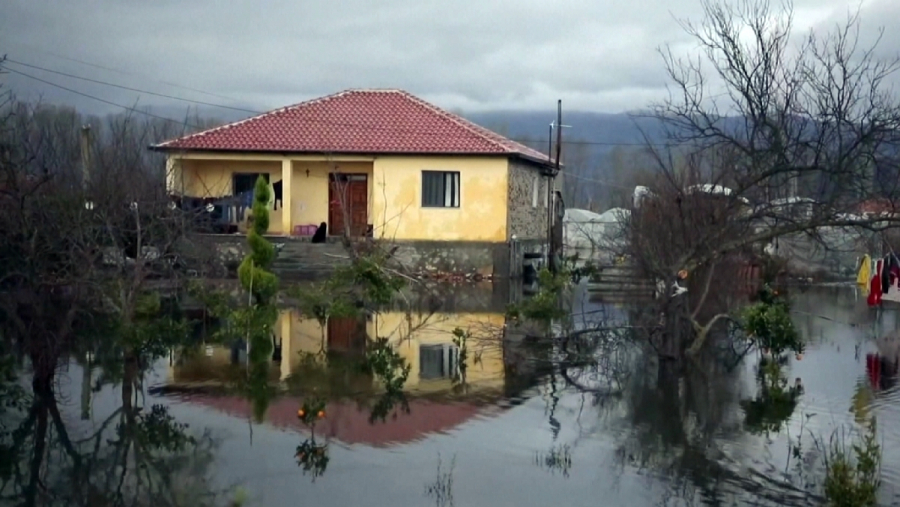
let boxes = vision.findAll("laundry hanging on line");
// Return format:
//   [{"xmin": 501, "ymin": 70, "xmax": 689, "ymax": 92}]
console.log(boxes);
[
  {"xmin": 864, "ymin": 252, "xmax": 900, "ymax": 306},
  {"xmin": 857, "ymin": 254, "xmax": 872, "ymax": 296}
]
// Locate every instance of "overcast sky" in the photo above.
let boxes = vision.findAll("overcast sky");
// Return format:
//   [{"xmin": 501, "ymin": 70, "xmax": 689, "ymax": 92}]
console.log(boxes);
[{"xmin": 1, "ymin": 0, "xmax": 898, "ymax": 117}]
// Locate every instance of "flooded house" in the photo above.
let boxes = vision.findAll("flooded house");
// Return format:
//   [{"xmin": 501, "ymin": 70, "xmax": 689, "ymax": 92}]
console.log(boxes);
[{"xmin": 152, "ymin": 89, "xmax": 562, "ymax": 278}]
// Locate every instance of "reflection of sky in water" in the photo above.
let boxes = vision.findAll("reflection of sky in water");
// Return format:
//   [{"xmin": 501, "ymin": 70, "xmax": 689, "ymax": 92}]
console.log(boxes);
[
  {"xmin": 59, "ymin": 287, "xmax": 900, "ymax": 506},
  {"xmin": 570, "ymin": 281, "xmax": 632, "ymax": 329}
]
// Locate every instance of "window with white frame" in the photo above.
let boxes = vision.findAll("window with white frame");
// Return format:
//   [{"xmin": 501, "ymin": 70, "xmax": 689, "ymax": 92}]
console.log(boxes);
[
  {"xmin": 532, "ymin": 176, "xmax": 539, "ymax": 208},
  {"xmin": 422, "ymin": 171, "xmax": 460, "ymax": 208}
]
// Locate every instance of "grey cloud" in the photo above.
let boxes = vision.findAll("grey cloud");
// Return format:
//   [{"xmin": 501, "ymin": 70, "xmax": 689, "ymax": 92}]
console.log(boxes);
[{"xmin": 1, "ymin": 0, "xmax": 897, "ymax": 116}]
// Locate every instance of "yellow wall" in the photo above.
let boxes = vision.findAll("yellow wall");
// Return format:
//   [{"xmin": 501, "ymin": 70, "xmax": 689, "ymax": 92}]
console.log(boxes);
[
  {"xmin": 168, "ymin": 153, "xmax": 510, "ymax": 241},
  {"xmin": 371, "ymin": 156, "xmax": 509, "ymax": 242},
  {"xmin": 169, "ymin": 156, "xmax": 374, "ymax": 236},
  {"xmin": 375, "ymin": 311, "xmax": 506, "ymax": 390},
  {"xmin": 174, "ymin": 159, "xmax": 285, "ymax": 234},
  {"xmin": 177, "ymin": 159, "xmax": 281, "ymax": 198},
  {"xmin": 288, "ymin": 161, "xmax": 373, "ymax": 231}
]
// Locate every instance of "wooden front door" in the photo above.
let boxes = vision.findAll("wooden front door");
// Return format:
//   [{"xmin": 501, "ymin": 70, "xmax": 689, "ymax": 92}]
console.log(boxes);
[{"xmin": 328, "ymin": 174, "xmax": 368, "ymax": 237}]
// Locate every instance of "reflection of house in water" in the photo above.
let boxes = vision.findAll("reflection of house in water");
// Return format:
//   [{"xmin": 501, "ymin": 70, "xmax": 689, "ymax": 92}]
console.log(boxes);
[
  {"xmin": 168, "ymin": 309, "xmax": 507, "ymax": 391},
  {"xmin": 163, "ymin": 292, "xmax": 539, "ymax": 446}
]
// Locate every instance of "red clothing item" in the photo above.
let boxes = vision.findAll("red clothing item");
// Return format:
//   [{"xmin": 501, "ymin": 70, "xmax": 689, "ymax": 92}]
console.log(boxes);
[
  {"xmin": 867, "ymin": 354, "xmax": 881, "ymax": 390},
  {"xmin": 868, "ymin": 260, "xmax": 884, "ymax": 306}
]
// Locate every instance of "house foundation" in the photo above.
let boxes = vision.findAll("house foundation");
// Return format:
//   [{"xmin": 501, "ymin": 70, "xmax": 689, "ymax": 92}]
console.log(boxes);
[{"xmin": 191, "ymin": 234, "xmax": 546, "ymax": 279}]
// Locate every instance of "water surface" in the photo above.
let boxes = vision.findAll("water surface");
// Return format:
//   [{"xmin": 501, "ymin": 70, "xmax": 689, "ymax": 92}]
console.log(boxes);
[{"xmin": 50, "ymin": 285, "xmax": 900, "ymax": 505}]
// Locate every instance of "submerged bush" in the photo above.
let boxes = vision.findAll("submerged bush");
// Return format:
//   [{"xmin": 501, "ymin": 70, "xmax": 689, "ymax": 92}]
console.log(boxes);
[
  {"xmin": 507, "ymin": 268, "xmax": 569, "ymax": 324},
  {"xmin": 823, "ymin": 417, "xmax": 881, "ymax": 507},
  {"xmin": 742, "ymin": 285, "xmax": 804, "ymax": 356}
]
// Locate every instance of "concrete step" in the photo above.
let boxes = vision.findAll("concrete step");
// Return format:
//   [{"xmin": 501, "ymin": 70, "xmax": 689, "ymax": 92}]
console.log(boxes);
[
  {"xmin": 588, "ymin": 273, "xmax": 651, "ymax": 282},
  {"xmin": 271, "ymin": 242, "xmax": 350, "ymax": 272},
  {"xmin": 273, "ymin": 255, "xmax": 346, "ymax": 263},
  {"xmin": 587, "ymin": 287, "xmax": 654, "ymax": 294},
  {"xmin": 587, "ymin": 281, "xmax": 654, "ymax": 290}
]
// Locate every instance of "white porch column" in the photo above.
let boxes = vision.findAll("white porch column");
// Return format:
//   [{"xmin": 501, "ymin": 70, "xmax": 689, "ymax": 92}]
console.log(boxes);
[
  {"xmin": 165, "ymin": 156, "xmax": 182, "ymax": 195},
  {"xmin": 281, "ymin": 158, "xmax": 293, "ymax": 235}
]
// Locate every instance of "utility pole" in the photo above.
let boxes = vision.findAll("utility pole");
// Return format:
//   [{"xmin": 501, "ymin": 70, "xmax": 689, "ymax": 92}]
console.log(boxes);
[
  {"xmin": 555, "ymin": 100, "xmax": 562, "ymax": 174},
  {"xmin": 548, "ymin": 100, "xmax": 564, "ymax": 272},
  {"xmin": 547, "ymin": 124, "xmax": 553, "ymax": 165},
  {"xmin": 80, "ymin": 125, "xmax": 92, "ymax": 191}
]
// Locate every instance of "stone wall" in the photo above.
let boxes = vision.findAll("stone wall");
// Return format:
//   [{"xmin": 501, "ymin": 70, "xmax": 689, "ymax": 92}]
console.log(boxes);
[
  {"xmin": 388, "ymin": 240, "xmax": 510, "ymax": 278},
  {"xmin": 192, "ymin": 234, "xmax": 519, "ymax": 279},
  {"xmin": 189, "ymin": 234, "xmax": 348, "ymax": 280},
  {"xmin": 507, "ymin": 160, "xmax": 550, "ymax": 241}
]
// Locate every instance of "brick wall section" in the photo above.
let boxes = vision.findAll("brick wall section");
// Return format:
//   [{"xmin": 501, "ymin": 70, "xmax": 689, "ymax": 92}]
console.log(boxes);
[{"xmin": 507, "ymin": 159, "xmax": 550, "ymax": 240}]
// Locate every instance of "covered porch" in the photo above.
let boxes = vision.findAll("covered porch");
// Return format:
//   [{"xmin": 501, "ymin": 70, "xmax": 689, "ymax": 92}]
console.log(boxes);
[{"xmin": 166, "ymin": 153, "xmax": 375, "ymax": 237}]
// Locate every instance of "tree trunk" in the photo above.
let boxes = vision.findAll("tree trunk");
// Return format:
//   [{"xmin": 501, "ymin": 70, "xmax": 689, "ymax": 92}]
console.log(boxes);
[{"xmin": 658, "ymin": 295, "xmax": 693, "ymax": 359}]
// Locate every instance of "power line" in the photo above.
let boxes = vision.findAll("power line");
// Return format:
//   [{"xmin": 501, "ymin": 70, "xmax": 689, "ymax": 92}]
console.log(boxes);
[
  {"xmin": 3, "ymin": 59, "xmax": 260, "ymax": 115},
  {"xmin": 3, "ymin": 62, "xmax": 679, "ymax": 149},
  {"xmin": 1, "ymin": 41, "xmax": 243, "ymax": 103},
  {"xmin": 515, "ymin": 138, "xmax": 667, "ymax": 147},
  {"xmin": 1, "ymin": 66, "xmax": 199, "ymax": 128}
]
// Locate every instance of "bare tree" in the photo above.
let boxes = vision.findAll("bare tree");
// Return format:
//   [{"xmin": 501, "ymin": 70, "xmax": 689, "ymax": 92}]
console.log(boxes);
[
  {"xmin": 0, "ymin": 91, "xmax": 209, "ymax": 386},
  {"xmin": 622, "ymin": 0, "xmax": 900, "ymax": 367}
]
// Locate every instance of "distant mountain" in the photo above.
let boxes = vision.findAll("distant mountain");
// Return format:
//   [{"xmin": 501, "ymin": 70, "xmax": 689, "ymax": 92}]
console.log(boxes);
[
  {"xmin": 463, "ymin": 110, "xmax": 665, "ymax": 151},
  {"xmin": 463, "ymin": 111, "xmax": 672, "ymax": 209}
]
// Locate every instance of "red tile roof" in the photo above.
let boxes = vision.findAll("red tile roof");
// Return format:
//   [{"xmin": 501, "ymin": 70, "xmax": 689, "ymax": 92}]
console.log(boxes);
[{"xmin": 154, "ymin": 89, "xmax": 550, "ymax": 165}]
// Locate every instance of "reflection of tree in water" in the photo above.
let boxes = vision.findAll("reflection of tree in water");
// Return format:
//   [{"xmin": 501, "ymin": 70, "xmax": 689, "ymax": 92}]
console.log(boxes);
[
  {"xmin": 295, "ymin": 398, "xmax": 329, "ymax": 481},
  {"xmin": 363, "ymin": 337, "xmax": 412, "ymax": 423},
  {"xmin": 282, "ymin": 336, "xmax": 413, "ymax": 480},
  {"xmin": 608, "ymin": 352, "xmax": 818, "ymax": 506},
  {"xmin": 534, "ymin": 444, "xmax": 573, "ymax": 478},
  {"xmin": 424, "ymin": 454, "xmax": 456, "ymax": 507},
  {"xmin": 284, "ymin": 337, "xmax": 412, "ymax": 426},
  {"xmin": 0, "ymin": 365, "xmax": 224, "ymax": 507},
  {"xmin": 740, "ymin": 358, "xmax": 803, "ymax": 436}
]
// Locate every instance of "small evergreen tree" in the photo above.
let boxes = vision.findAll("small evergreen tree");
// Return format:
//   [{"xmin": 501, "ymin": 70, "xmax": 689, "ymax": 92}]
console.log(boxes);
[
  {"xmin": 236, "ymin": 176, "xmax": 278, "ymax": 421},
  {"xmin": 238, "ymin": 176, "xmax": 278, "ymax": 306}
]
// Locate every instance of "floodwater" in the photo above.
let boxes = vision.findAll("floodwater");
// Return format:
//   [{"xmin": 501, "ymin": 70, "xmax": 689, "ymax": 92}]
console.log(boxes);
[{"xmin": 20, "ymin": 283, "xmax": 900, "ymax": 506}]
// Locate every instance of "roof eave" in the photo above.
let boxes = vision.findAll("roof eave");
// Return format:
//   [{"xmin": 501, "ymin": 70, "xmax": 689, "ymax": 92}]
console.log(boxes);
[
  {"xmin": 148, "ymin": 146, "xmax": 524, "ymax": 157},
  {"xmin": 513, "ymin": 153, "xmax": 561, "ymax": 174},
  {"xmin": 150, "ymin": 146, "xmax": 560, "ymax": 171}
]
